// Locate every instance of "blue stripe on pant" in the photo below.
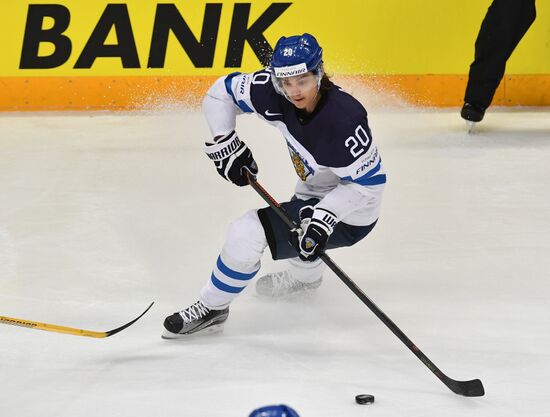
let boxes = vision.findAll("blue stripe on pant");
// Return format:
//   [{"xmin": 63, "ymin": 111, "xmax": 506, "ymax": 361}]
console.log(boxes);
[{"xmin": 210, "ymin": 256, "xmax": 259, "ymax": 294}]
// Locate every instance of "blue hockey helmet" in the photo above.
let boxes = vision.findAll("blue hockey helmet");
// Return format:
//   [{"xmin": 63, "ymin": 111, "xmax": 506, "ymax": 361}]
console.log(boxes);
[
  {"xmin": 248, "ymin": 404, "xmax": 300, "ymax": 417},
  {"xmin": 271, "ymin": 33, "xmax": 323, "ymax": 75},
  {"xmin": 270, "ymin": 33, "xmax": 324, "ymax": 97}
]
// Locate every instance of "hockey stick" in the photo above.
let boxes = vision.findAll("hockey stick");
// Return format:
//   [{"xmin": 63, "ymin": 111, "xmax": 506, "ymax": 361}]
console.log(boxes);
[
  {"xmin": 245, "ymin": 171, "xmax": 484, "ymax": 397},
  {"xmin": 0, "ymin": 302, "xmax": 154, "ymax": 338}
]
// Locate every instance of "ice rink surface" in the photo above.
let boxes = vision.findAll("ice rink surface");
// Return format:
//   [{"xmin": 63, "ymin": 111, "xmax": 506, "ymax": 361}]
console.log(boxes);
[{"xmin": 1, "ymin": 102, "xmax": 549, "ymax": 417}]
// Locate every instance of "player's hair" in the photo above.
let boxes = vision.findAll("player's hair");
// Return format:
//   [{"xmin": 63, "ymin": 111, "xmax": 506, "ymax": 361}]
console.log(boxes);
[{"xmin": 319, "ymin": 72, "xmax": 332, "ymax": 93}]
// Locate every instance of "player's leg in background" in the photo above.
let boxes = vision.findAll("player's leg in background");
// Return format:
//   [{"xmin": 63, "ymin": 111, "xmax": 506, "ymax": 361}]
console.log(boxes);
[{"xmin": 463, "ymin": 0, "xmax": 536, "ymax": 121}]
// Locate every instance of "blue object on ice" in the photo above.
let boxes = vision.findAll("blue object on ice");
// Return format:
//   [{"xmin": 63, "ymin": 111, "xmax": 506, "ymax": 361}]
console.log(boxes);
[{"xmin": 248, "ymin": 404, "xmax": 300, "ymax": 417}]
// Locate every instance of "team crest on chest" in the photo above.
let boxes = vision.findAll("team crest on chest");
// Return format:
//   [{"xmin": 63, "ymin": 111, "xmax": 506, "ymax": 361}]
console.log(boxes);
[{"xmin": 287, "ymin": 145, "xmax": 314, "ymax": 181}]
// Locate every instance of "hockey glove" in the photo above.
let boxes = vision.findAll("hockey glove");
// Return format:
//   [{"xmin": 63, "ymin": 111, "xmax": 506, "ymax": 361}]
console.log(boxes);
[
  {"xmin": 291, "ymin": 206, "xmax": 338, "ymax": 261},
  {"xmin": 204, "ymin": 131, "xmax": 258, "ymax": 186}
]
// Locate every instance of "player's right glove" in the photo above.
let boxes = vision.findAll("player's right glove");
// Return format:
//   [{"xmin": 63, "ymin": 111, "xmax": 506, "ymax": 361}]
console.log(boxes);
[
  {"xmin": 204, "ymin": 131, "xmax": 258, "ymax": 186},
  {"xmin": 290, "ymin": 205, "xmax": 337, "ymax": 261}
]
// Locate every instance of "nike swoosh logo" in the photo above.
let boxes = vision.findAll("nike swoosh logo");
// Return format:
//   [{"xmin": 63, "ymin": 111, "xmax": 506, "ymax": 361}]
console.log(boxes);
[{"xmin": 265, "ymin": 110, "xmax": 283, "ymax": 117}]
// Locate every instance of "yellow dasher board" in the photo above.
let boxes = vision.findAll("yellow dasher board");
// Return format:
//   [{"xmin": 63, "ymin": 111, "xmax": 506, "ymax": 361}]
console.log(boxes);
[{"xmin": 1, "ymin": 1, "xmax": 549, "ymax": 109}]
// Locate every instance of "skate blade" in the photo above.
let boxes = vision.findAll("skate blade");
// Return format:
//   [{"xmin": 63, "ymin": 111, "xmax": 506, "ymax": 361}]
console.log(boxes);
[
  {"xmin": 466, "ymin": 121, "xmax": 477, "ymax": 135},
  {"xmin": 161, "ymin": 323, "xmax": 225, "ymax": 340}
]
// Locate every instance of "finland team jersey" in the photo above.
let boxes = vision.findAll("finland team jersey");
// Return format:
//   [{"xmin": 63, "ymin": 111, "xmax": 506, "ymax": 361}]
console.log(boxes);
[{"xmin": 203, "ymin": 69, "xmax": 386, "ymax": 226}]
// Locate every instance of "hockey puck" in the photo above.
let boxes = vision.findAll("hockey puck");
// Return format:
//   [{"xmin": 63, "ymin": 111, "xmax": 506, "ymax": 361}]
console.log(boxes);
[{"xmin": 355, "ymin": 394, "xmax": 375, "ymax": 404}]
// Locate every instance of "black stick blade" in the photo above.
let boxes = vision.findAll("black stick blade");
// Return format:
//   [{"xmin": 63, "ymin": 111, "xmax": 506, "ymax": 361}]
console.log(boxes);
[
  {"xmin": 447, "ymin": 378, "xmax": 485, "ymax": 397},
  {"xmin": 105, "ymin": 302, "xmax": 154, "ymax": 337}
]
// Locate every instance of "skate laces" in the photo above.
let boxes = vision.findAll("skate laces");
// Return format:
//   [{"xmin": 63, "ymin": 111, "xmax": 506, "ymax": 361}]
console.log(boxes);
[{"xmin": 178, "ymin": 301, "xmax": 210, "ymax": 323}]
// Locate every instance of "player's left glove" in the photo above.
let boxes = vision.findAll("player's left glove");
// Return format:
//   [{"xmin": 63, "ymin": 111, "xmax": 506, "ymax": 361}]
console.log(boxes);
[{"xmin": 291, "ymin": 206, "xmax": 338, "ymax": 261}]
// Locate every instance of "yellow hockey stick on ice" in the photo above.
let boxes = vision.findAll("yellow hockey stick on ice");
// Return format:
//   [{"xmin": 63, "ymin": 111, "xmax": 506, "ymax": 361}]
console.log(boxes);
[{"xmin": 0, "ymin": 302, "xmax": 154, "ymax": 338}]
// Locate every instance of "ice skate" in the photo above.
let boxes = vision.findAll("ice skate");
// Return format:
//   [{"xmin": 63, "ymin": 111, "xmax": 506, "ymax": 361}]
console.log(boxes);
[
  {"xmin": 461, "ymin": 103, "xmax": 486, "ymax": 134},
  {"xmin": 255, "ymin": 270, "xmax": 322, "ymax": 299},
  {"xmin": 162, "ymin": 300, "xmax": 229, "ymax": 339},
  {"xmin": 461, "ymin": 102, "xmax": 485, "ymax": 122}
]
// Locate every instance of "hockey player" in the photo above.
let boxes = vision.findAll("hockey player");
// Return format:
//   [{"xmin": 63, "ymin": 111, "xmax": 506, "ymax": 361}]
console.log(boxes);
[{"xmin": 163, "ymin": 33, "xmax": 386, "ymax": 338}]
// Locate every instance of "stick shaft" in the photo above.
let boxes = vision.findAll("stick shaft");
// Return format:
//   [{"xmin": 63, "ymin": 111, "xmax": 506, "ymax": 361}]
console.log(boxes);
[
  {"xmin": 0, "ymin": 315, "xmax": 106, "ymax": 338},
  {"xmin": 247, "ymin": 174, "xmax": 484, "ymax": 396},
  {"xmin": 0, "ymin": 302, "xmax": 154, "ymax": 338}
]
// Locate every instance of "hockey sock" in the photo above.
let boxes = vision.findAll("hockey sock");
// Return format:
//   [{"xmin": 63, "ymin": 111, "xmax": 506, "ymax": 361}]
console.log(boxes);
[{"xmin": 200, "ymin": 210, "xmax": 267, "ymax": 308}]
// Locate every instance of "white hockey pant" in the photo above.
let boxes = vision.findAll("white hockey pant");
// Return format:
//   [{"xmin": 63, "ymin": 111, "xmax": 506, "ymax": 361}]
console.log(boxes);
[{"xmin": 199, "ymin": 209, "xmax": 325, "ymax": 309}]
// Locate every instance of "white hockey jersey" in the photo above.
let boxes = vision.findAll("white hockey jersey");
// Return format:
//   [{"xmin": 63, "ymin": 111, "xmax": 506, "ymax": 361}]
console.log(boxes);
[{"xmin": 202, "ymin": 70, "xmax": 386, "ymax": 226}]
